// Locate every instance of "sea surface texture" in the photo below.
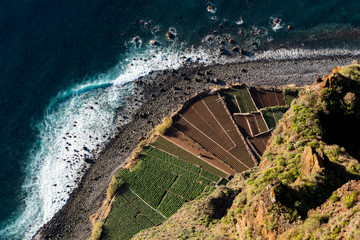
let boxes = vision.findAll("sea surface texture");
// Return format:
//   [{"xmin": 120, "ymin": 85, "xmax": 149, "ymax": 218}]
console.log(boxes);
[{"xmin": 1, "ymin": 0, "xmax": 360, "ymax": 239}]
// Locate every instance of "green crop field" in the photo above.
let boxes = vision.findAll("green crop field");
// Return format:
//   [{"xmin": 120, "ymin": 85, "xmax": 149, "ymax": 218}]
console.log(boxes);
[
  {"xmin": 143, "ymin": 146, "xmax": 200, "ymax": 173},
  {"xmin": 152, "ymin": 136, "xmax": 226, "ymax": 178},
  {"xmin": 144, "ymin": 146, "xmax": 221, "ymax": 182},
  {"xmin": 101, "ymin": 187, "xmax": 166, "ymax": 240},
  {"xmin": 222, "ymin": 87, "xmax": 257, "ymax": 113},
  {"xmin": 156, "ymin": 192, "xmax": 186, "ymax": 218},
  {"xmin": 199, "ymin": 169, "xmax": 221, "ymax": 182},
  {"xmin": 256, "ymin": 115, "xmax": 268, "ymax": 132},
  {"xmin": 262, "ymin": 107, "xmax": 288, "ymax": 130},
  {"xmin": 103, "ymin": 144, "xmax": 221, "ymax": 239},
  {"xmin": 170, "ymin": 176, "xmax": 205, "ymax": 200}
]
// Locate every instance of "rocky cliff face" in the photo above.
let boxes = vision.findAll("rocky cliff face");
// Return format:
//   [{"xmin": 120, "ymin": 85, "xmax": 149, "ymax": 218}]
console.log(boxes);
[{"xmin": 132, "ymin": 63, "xmax": 360, "ymax": 240}]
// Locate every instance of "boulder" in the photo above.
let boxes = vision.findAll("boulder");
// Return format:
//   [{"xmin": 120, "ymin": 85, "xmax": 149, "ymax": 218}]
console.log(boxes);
[
  {"xmin": 232, "ymin": 46, "xmax": 240, "ymax": 52},
  {"xmin": 166, "ymin": 31, "xmax": 175, "ymax": 40},
  {"xmin": 300, "ymin": 146, "xmax": 329, "ymax": 177},
  {"xmin": 150, "ymin": 40, "xmax": 159, "ymax": 45}
]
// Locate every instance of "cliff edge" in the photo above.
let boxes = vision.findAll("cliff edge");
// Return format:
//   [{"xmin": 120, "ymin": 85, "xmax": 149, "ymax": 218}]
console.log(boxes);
[{"xmin": 133, "ymin": 62, "xmax": 360, "ymax": 240}]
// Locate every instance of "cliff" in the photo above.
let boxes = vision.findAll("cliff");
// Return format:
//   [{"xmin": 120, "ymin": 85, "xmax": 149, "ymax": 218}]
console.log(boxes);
[{"xmin": 132, "ymin": 62, "xmax": 360, "ymax": 240}]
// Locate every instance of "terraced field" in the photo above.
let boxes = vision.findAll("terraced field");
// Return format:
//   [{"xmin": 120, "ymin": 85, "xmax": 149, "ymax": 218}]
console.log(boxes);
[
  {"xmin": 102, "ymin": 146, "xmax": 218, "ymax": 239},
  {"xmin": 221, "ymin": 86, "xmax": 257, "ymax": 113},
  {"xmin": 174, "ymin": 94, "xmax": 255, "ymax": 172},
  {"xmin": 249, "ymin": 88, "xmax": 285, "ymax": 109},
  {"xmin": 234, "ymin": 112, "xmax": 268, "ymax": 137},
  {"xmin": 262, "ymin": 107, "xmax": 289, "ymax": 130},
  {"xmin": 249, "ymin": 131, "xmax": 272, "ymax": 155},
  {"xmin": 153, "ymin": 133, "xmax": 235, "ymax": 176},
  {"xmin": 101, "ymin": 187, "xmax": 166, "ymax": 240},
  {"xmin": 101, "ymin": 86, "xmax": 298, "ymax": 240}
]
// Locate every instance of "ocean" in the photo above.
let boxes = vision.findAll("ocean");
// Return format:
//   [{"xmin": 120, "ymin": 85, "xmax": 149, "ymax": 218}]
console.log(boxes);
[{"xmin": 0, "ymin": 0, "xmax": 360, "ymax": 239}]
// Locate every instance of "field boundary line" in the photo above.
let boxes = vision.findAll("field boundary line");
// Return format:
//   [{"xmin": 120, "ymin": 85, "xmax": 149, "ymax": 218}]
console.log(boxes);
[
  {"xmin": 201, "ymin": 100, "xmax": 236, "ymax": 149},
  {"xmin": 190, "ymin": 106, "xmax": 234, "ymax": 148},
  {"xmin": 259, "ymin": 110, "xmax": 270, "ymax": 131},
  {"xmin": 127, "ymin": 186, "xmax": 168, "ymax": 220},
  {"xmin": 245, "ymin": 116, "xmax": 254, "ymax": 137},
  {"xmin": 246, "ymin": 87, "xmax": 260, "ymax": 111},
  {"xmin": 234, "ymin": 94, "xmax": 242, "ymax": 113},
  {"xmin": 217, "ymin": 93, "xmax": 258, "ymax": 166},
  {"xmin": 253, "ymin": 114, "xmax": 261, "ymax": 135},
  {"xmin": 181, "ymin": 115, "xmax": 251, "ymax": 170},
  {"xmin": 247, "ymin": 138, "xmax": 262, "ymax": 160},
  {"xmin": 147, "ymin": 145, "xmax": 200, "ymax": 175},
  {"xmin": 161, "ymin": 135, "xmax": 233, "ymax": 176},
  {"xmin": 274, "ymin": 92, "xmax": 281, "ymax": 106}
]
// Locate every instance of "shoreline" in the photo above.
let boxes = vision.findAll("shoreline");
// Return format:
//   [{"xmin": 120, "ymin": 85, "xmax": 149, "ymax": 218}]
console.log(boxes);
[{"xmin": 33, "ymin": 55, "xmax": 359, "ymax": 240}]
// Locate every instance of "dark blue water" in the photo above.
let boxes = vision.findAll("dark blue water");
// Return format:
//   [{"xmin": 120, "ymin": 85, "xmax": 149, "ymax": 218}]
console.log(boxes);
[{"xmin": 1, "ymin": 0, "xmax": 360, "ymax": 239}]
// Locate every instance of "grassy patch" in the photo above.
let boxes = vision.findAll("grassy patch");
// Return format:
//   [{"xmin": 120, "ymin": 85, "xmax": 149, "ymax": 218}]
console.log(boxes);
[{"xmin": 221, "ymin": 87, "xmax": 257, "ymax": 113}]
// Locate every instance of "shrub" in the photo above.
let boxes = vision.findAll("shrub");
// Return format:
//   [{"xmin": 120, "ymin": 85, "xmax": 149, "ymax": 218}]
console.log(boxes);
[
  {"xmin": 330, "ymin": 192, "xmax": 340, "ymax": 203},
  {"xmin": 343, "ymin": 191, "xmax": 358, "ymax": 209},
  {"xmin": 155, "ymin": 117, "xmax": 172, "ymax": 135},
  {"xmin": 107, "ymin": 176, "xmax": 124, "ymax": 199},
  {"xmin": 89, "ymin": 220, "xmax": 104, "ymax": 240},
  {"xmin": 274, "ymin": 135, "xmax": 283, "ymax": 145}
]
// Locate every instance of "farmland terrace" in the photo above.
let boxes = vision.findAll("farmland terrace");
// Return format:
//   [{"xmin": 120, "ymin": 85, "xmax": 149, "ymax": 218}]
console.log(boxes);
[
  {"xmin": 36, "ymin": 57, "xmax": 354, "ymax": 240},
  {"xmin": 97, "ymin": 85, "xmax": 299, "ymax": 240}
]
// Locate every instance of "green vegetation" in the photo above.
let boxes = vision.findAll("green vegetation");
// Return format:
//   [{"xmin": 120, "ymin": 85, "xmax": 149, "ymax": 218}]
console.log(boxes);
[
  {"xmin": 256, "ymin": 116, "xmax": 268, "ymax": 132},
  {"xmin": 170, "ymin": 176, "xmax": 205, "ymax": 200},
  {"xmin": 157, "ymin": 192, "xmax": 186, "ymax": 218},
  {"xmin": 222, "ymin": 87, "xmax": 257, "ymax": 113},
  {"xmin": 343, "ymin": 191, "xmax": 358, "ymax": 209},
  {"xmin": 152, "ymin": 136, "xmax": 226, "ymax": 178},
  {"xmin": 284, "ymin": 88, "xmax": 301, "ymax": 105},
  {"xmin": 90, "ymin": 220, "xmax": 104, "ymax": 240},
  {"xmin": 262, "ymin": 106, "xmax": 289, "ymax": 130},
  {"xmin": 102, "ymin": 144, "xmax": 220, "ymax": 239},
  {"xmin": 101, "ymin": 187, "xmax": 166, "ymax": 240},
  {"xmin": 154, "ymin": 117, "xmax": 172, "ymax": 135},
  {"xmin": 330, "ymin": 192, "xmax": 340, "ymax": 203},
  {"xmin": 107, "ymin": 176, "xmax": 124, "ymax": 199},
  {"xmin": 262, "ymin": 110, "xmax": 276, "ymax": 129}
]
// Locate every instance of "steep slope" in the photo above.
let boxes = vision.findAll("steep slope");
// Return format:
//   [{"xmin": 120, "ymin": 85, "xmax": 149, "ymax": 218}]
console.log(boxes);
[{"xmin": 132, "ymin": 63, "xmax": 360, "ymax": 240}]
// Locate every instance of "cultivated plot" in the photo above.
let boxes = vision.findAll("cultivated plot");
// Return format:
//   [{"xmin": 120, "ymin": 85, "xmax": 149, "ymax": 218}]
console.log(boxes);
[
  {"xmin": 249, "ymin": 88, "xmax": 285, "ymax": 109},
  {"xmin": 221, "ymin": 86, "xmax": 257, "ymax": 113}
]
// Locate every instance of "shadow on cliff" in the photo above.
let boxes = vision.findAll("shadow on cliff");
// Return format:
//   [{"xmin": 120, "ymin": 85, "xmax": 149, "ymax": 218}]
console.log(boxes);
[{"xmin": 274, "ymin": 159, "xmax": 360, "ymax": 219}]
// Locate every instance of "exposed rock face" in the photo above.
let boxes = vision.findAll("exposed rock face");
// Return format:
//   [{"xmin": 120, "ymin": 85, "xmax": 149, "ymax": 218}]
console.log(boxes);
[
  {"xmin": 281, "ymin": 180, "xmax": 360, "ymax": 240},
  {"xmin": 235, "ymin": 180, "xmax": 294, "ymax": 240},
  {"xmin": 300, "ymin": 146, "xmax": 328, "ymax": 177}
]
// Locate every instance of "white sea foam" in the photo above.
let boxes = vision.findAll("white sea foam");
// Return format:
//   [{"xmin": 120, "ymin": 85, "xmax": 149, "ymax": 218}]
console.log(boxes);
[
  {"xmin": 235, "ymin": 19, "xmax": 244, "ymax": 25},
  {"xmin": 3, "ymin": 30, "xmax": 360, "ymax": 239},
  {"xmin": 0, "ymin": 44, "xmax": 219, "ymax": 240},
  {"xmin": 255, "ymin": 48, "xmax": 360, "ymax": 60}
]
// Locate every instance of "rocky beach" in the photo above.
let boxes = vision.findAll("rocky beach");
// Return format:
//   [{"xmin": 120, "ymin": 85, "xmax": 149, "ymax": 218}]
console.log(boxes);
[{"xmin": 33, "ymin": 55, "xmax": 360, "ymax": 240}]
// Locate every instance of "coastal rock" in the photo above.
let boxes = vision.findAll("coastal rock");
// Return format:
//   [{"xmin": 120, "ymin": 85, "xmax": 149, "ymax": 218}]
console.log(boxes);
[
  {"xmin": 205, "ymin": 36, "xmax": 213, "ymax": 42},
  {"xmin": 166, "ymin": 31, "xmax": 176, "ymax": 40},
  {"xmin": 228, "ymin": 38, "xmax": 236, "ymax": 44},
  {"xmin": 150, "ymin": 40, "xmax": 159, "ymax": 45},
  {"xmin": 232, "ymin": 47, "xmax": 240, "ymax": 52}
]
